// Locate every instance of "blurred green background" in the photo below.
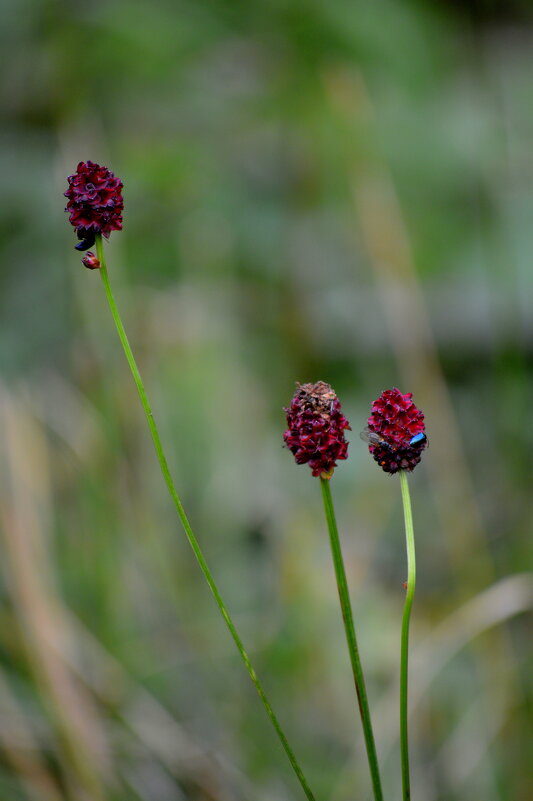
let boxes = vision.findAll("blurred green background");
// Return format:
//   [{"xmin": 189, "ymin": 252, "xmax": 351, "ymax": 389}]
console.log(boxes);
[{"xmin": 1, "ymin": 0, "xmax": 532, "ymax": 799}]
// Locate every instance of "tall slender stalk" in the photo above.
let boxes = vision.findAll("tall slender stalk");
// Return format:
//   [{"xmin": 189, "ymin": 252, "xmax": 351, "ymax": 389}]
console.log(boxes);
[
  {"xmin": 399, "ymin": 470, "xmax": 416, "ymax": 801},
  {"xmin": 95, "ymin": 235, "xmax": 316, "ymax": 801},
  {"xmin": 320, "ymin": 477, "xmax": 384, "ymax": 801}
]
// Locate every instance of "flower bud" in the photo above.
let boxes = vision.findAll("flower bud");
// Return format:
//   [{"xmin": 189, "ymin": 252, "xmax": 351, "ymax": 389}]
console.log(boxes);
[{"xmin": 81, "ymin": 251, "xmax": 101, "ymax": 270}]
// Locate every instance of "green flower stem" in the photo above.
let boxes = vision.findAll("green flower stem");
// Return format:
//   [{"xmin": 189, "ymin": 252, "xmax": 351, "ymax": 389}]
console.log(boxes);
[
  {"xmin": 320, "ymin": 477, "xmax": 384, "ymax": 801},
  {"xmin": 95, "ymin": 235, "xmax": 316, "ymax": 801},
  {"xmin": 399, "ymin": 470, "xmax": 416, "ymax": 801}
]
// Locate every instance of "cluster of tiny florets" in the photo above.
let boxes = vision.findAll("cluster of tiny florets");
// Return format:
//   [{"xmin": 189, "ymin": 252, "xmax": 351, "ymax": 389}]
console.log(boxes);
[
  {"xmin": 284, "ymin": 381, "xmax": 351, "ymax": 478},
  {"xmin": 64, "ymin": 161, "xmax": 123, "ymax": 250},
  {"xmin": 366, "ymin": 388, "xmax": 426, "ymax": 474}
]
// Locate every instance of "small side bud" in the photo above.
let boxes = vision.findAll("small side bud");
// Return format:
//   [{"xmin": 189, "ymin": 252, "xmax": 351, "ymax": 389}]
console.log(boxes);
[{"xmin": 82, "ymin": 251, "xmax": 101, "ymax": 270}]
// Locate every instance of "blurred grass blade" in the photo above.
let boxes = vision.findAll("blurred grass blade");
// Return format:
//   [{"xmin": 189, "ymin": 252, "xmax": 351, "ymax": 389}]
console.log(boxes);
[{"xmin": 0, "ymin": 388, "xmax": 109, "ymax": 801}]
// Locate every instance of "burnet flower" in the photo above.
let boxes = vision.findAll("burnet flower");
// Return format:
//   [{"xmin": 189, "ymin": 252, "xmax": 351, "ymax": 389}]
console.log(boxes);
[
  {"xmin": 64, "ymin": 161, "xmax": 123, "ymax": 251},
  {"xmin": 283, "ymin": 382, "xmax": 383, "ymax": 797},
  {"xmin": 361, "ymin": 389, "xmax": 428, "ymax": 799},
  {"xmin": 63, "ymin": 165, "xmax": 318, "ymax": 800},
  {"xmin": 362, "ymin": 388, "xmax": 427, "ymax": 474},
  {"xmin": 283, "ymin": 381, "xmax": 351, "ymax": 478}
]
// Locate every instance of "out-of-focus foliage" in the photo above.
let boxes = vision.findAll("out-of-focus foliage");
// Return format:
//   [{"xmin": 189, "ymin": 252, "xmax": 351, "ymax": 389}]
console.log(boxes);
[{"xmin": 0, "ymin": 1, "xmax": 532, "ymax": 799}]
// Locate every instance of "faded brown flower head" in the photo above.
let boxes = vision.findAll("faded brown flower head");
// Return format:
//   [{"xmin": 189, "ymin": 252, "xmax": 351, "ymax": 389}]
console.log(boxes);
[{"xmin": 284, "ymin": 381, "xmax": 351, "ymax": 478}]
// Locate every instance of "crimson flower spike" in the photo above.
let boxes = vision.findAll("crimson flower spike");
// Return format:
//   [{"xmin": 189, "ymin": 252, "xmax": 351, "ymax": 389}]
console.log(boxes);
[
  {"xmin": 283, "ymin": 381, "xmax": 384, "ymax": 801},
  {"xmin": 362, "ymin": 387, "xmax": 427, "ymax": 801},
  {"xmin": 361, "ymin": 387, "xmax": 427, "ymax": 474},
  {"xmin": 64, "ymin": 161, "xmax": 317, "ymax": 801},
  {"xmin": 64, "ymin": 160, "xmax": 123, "ymax": 251},
  {"xmin": 283, "ymin": 381, "xmax": 350, "ymax": 478}
]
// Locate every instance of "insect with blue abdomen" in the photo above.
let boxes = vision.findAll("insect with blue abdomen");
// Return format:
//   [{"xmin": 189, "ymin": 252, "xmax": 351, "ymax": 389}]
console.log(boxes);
[
  {"xmin": 408, "ymin": 432, "xmax": 427, "ymax": 449},
  {"xmin": 360, "ymin": 428, "xmax": 428, "ymax": 451}
]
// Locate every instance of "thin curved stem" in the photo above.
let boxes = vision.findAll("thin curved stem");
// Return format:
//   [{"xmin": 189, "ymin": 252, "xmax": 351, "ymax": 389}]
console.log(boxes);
[
  {"xmin": 320, "ymin": 477, "xmax": 384, "ymax": 801},
  {"xmin": 399, "ymin": 470, "xmax": 416, "ymax": 801},
  {"xmin": 95, "ymin": 235, "xmax": 316, "ymax": 801}
]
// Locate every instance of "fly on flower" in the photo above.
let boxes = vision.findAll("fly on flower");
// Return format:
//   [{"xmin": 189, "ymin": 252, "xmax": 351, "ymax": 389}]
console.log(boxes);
[
  {"xmin": 360, "ymin": 428, "xmax": 391, "ymax": 449},
  {"xmin": 361, "ymin": 427, "xmax": 428, "ymax": 456}
]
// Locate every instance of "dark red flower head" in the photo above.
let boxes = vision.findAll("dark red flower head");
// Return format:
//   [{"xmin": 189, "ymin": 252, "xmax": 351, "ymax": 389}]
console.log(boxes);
[
  {"xmin": 64, "ymin": 161, "xmax": 123, "ymax": 250},
  {"xmin": 284, "ymin": 381, "xmax": 351, "ymax": 478},
  {"xmin": 363, "ymin": 388, "xmax": 427, "ymax": 474}
]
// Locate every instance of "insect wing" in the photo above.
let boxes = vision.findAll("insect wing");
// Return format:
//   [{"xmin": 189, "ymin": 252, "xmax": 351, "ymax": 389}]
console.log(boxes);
[{"xmin": 360, "ymin": 428, "xmax": 385, "ymax": 446}]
